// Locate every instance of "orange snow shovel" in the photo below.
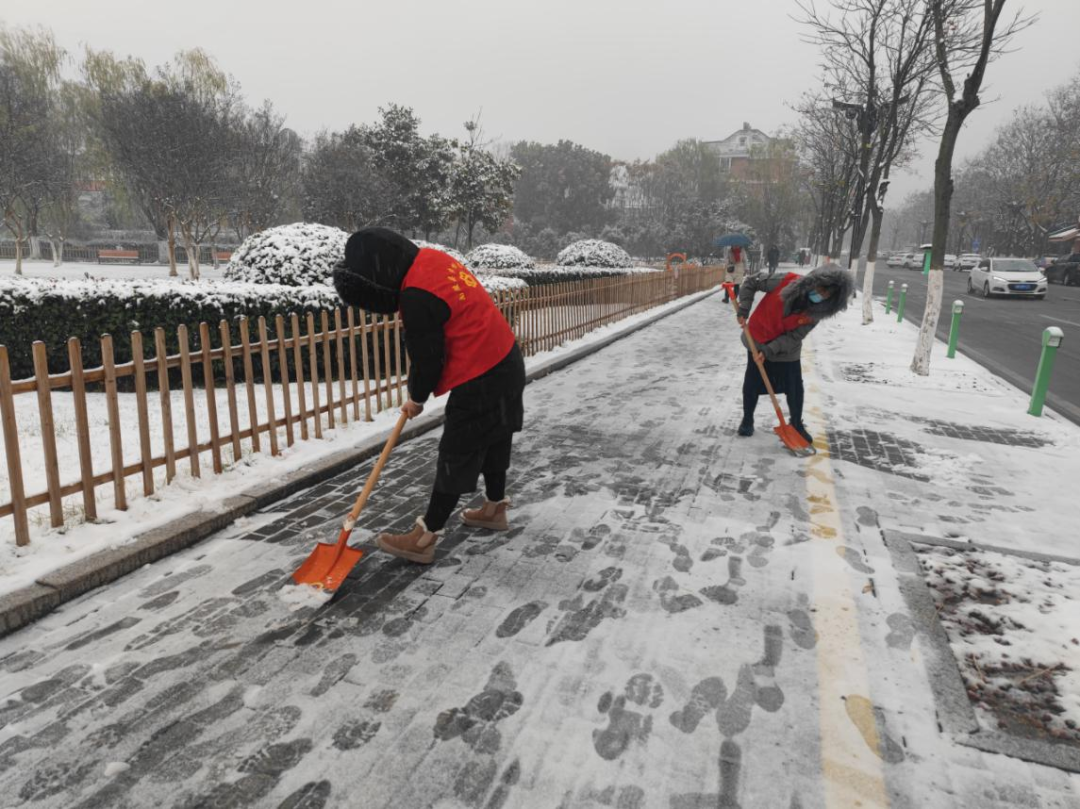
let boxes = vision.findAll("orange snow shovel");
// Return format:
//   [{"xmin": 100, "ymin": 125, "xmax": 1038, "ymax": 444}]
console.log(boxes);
[
  {"xmin": 292, "ymin": 411, "xmax": 409, "ymax": 592},
  {"xmin": 723, "ymin": 283, "xmax": 815, "ymax": 457}
]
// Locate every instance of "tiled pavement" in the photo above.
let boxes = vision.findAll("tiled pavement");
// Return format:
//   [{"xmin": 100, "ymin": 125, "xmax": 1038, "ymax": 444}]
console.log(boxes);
[{"xmin": 1, "ymin": 297, "xmax": 1079, "ymax": 808}]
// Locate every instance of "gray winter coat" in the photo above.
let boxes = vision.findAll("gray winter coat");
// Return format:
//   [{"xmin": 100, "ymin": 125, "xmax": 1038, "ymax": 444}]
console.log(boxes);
[{"xmin": 736, "ymin": 264, "xmax": 853, "ymax": 362}]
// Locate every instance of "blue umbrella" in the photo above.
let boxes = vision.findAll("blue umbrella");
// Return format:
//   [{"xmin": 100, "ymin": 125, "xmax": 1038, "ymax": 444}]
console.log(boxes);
[{"xmin": 714, "ymin": 233, "xmax": 753, "ymax": 249}]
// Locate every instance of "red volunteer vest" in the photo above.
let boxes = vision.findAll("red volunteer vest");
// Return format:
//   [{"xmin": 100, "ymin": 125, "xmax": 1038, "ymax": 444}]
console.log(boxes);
[
  {"xmin": 748, "ymin": 273, "xmax": 814, "ymax": 344},
  {"xmin": 401, "ymin": 248, "xmax": 516, "ymax": 397}
]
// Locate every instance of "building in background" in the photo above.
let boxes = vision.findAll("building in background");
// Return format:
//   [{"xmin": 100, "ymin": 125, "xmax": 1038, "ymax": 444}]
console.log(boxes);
[{"xmin": 704, "ymin": 123, "xmax": 772, "ymax": 179}]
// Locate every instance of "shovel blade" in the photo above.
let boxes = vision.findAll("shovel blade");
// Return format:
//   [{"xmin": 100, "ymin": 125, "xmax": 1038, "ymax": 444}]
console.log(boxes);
[
  {"xmin": 774, "ymin": 424, "xmax": 816, "ymax": 457},
  {"xmin": 292, "ymin": 541, "xmax": 365, "ymax": 592}
]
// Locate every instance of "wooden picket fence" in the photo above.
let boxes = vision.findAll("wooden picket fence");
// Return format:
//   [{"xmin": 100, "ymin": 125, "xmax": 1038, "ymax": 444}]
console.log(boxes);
[{"xmin": 0, "ymin": 267, "xmax": 722, "ymax": 545}]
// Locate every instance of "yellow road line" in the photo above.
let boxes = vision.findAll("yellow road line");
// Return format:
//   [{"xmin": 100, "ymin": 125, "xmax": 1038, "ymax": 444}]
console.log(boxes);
[{"xmin": 802, "ymin": 342, "xmax": 891, "ymax": 808}]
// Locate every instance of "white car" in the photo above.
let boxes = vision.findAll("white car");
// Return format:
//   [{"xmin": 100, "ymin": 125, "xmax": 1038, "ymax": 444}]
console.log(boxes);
[
  {"xmin": 959, "ymin": 253, "xmax": 981, "ymax": 270},
  {"xmin": 944, "ymin": 254, "xmax": 959, "ymax": 270},
  {"xmin": 901, "ymin": 252, "xmax": 920, "ymax": 269},
  {"xmin": 967, "ymin": 257, "xmax": 1047, "ymax": 299},
  {"xmin": 886, "ymin": 253, "xmax": 905, "ymax": 267}
]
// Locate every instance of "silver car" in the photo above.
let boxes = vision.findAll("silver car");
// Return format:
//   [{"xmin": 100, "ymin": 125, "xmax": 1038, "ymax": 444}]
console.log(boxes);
[{"xmin": 968, "ymin": 257, "xmax": 1047, "ymax": 299}]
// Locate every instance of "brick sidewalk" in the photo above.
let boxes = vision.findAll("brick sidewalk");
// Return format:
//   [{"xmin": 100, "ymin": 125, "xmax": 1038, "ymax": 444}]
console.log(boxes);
[{"xmin": 0, "ymin": 297, "xmax": 1078, "ymax": 808}]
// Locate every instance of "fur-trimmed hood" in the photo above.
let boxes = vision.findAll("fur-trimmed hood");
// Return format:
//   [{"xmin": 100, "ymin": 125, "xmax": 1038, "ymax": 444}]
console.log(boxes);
[{"xmin": 780, "ymin": 263, "xmax": 853, "ymax": 320}]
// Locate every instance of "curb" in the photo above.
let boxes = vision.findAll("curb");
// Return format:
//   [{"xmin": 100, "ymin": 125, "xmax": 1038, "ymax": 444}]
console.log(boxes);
[
  {"xmin": 0, "ymin": 288, "xmax": 717, "ymax": 637},
  {"xmin": 884, "ymin": 529, "xmax": 1080, "ymax": 773}
]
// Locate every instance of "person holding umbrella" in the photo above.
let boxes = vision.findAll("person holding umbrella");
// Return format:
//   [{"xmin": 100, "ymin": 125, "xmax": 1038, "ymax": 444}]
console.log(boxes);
[
  {"xmin": 735, "ymin": 263, "xmax": 853, "ymax": 442},
  {"xmin": 332, "ymin": 228, "xmax": 525, "ymax": 564},
  {"xmin": 716, "ymin": 233, "xmax": 751, "ymax": 303}
]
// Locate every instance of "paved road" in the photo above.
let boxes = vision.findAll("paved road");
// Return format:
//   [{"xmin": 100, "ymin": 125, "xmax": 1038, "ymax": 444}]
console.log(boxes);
[{"xmin": 867, "ymin": 265, "xmax": 1080, "ymax": 424}]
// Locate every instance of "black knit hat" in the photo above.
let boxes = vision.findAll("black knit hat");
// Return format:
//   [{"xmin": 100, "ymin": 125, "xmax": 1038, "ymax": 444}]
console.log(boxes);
[{"xmin": 332, "ymin": 228, "xmax": 420, "ymax": 314}]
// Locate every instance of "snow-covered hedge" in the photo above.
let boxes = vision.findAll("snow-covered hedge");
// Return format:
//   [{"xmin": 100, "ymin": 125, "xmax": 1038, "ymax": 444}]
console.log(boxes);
[
  {"xmin": 466, "ymin": 244, "xmax": 535, "ymax": 272},
  {"xmin": 483, "ymin": 263, "xmax": 661, "ymax": 285},
  {"xmin": 0, "ymin": 275, "xmax": 524, "ymax": 379},
  {"xmin": 413, "ymin": 240, "xmax": 469, "ymax": 267},
  {"xmin": 224, "ymin": 222, "xmax": 348, "ymax": 286},
  {"xmin": 556, "ymin": 239, "xmax": 633, "ymax": 269}
]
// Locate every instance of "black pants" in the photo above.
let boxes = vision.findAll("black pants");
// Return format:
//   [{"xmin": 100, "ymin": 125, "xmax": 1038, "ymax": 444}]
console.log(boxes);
[
  {"xmin": 421, "ymin": 345, "xmax": 525, "ymax": 532},
  {"xmin": 424, "ymin": 437, "xmax": 512, "ymax": 531},
  {"xmin": 742, "ymin": 354, "xmax": 804, "ymax": 425},
  {"xmin": 723, "ymin": 283, "xmax": 741, "ymax": 302}
]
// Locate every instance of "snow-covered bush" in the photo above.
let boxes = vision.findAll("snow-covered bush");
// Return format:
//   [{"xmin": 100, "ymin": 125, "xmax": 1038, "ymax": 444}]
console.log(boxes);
[
  {"xmin": 556, "ymin": 239, "xmax": 634, "ymax": 269},
  {"xmin": 485, "ymin": 263, "xmax": 661, "ymax": 285},
  {"xmin": 0, "ymin": 275, "xmax": 524, "ymax": 378},
  {"xmin": 225, "ymin": 223, "xmax": 348, "ymax": 286},
  {"xmin": 476, "ymin": 275, "xmax": 528, "ymax": 293},
  {"xmin": 466, "ymin": 244, "xmax": 535, "ymax": 272},
  {"xmin": 412, "ymin": 240, "xmax": 469, "ymax": 267}
]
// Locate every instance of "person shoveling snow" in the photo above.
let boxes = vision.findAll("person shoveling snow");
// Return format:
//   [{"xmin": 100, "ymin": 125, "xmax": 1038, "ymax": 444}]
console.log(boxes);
[
  {"xmin": 333, "ymin": 229, "xmax": 526, "ymax": 565},
  {"xmin": 735, "ymin": 263, "xmax": 852, "ymax": 444}
]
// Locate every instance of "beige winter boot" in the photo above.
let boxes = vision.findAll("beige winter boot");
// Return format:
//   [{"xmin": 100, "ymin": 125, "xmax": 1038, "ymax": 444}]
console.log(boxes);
[
  {"xmin": 376, "ymin": 518, "xmax": 440, "ymax": 564},
  {"xmin": 461, "ymin": 498, "xmax": 511, "ymax": 531}
]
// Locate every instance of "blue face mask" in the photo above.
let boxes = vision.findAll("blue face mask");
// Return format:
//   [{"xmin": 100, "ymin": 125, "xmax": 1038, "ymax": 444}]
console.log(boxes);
[{"xmin": 809, "ymin": 290, "xmax": 825, "ymax": 304}]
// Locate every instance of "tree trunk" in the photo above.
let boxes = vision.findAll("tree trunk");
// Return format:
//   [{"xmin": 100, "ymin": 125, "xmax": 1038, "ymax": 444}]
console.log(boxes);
[
  {"xmin": 862, "ymin": 207, "xmax": 885, "ymax": 325},
  {"xmin": 50, "ymin": 238, "xmax": 62, "ymax": 267},
  {"xmin": 28, "ymin": 235, "xmax": 41, "ymax": 261},
  {"xmin": 912, "ymin": 114, "xmax": 963, "ymax": 376},
  {"xmin": 167, "ymin": 218, "xmax": 178, "ymax": 277},
  {"xmin": 7, "ymin": 216, "xmax": 24, "ymax": 276},
  {"xmin": 157, "ymin": 239, "xmax": 170, "ymax": 266},
  {"xmin": 181, "ymin": 230, "xmax": 200, "ymax": 281}
]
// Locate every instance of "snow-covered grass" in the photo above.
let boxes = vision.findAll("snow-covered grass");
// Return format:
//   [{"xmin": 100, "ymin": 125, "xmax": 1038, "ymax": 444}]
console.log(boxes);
[
  {"xmin": 0, "ymin": 288, "xmax": 718, "ymax": 597},
  {"xmin": 0, "ymin": 260, "xmax": 228, "ymax": 282},
  {"xmin": 918, "ymin": 545, "xmax": 1080, "ymax": 742},
  {"xmin": 224, "ymin": 222, "xmax": 348, "ymax": 286}
]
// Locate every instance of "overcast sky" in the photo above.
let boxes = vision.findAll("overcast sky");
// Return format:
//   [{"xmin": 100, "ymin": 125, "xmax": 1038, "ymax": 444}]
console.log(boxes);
[{"xmin": 4, "ymin": 0, "xmax": 1079, "ymax": 202}]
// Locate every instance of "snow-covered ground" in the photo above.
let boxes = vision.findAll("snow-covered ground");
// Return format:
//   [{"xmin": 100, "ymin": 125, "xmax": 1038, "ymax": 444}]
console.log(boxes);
[
  {"xmin": 0, "ymin": 260, "xmax": 228, "ymax": 282},
  {"xmin": 0, "ymin": 290, "xmax": 715, "ymax": 597},
  {"xmin": 919, "ymin": 544, "xmax": 1080, "ymax": 741},
  {"xmin": 807, "ymin": 293, "xmax": 1078, "ymax": 557}
]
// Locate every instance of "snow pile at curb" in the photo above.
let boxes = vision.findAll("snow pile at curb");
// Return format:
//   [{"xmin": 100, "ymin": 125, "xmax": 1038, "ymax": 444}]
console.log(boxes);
[
  {"xmin": 225, "ymin": 223, "xmax": 348, "ymax": 286},
  {"xmin": 919, "ymin": 545, "xmax": 1080, "ymax": 742},
  {"xmin": 557, "ymin": 239, "xmax": 633, "ymax": 269},
  {"xmin": 466, "ymin": 244, "xmax": 535, "ymax": 272}
]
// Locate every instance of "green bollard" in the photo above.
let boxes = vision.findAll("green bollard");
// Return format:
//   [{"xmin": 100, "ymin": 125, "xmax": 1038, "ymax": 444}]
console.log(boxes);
[
  {"xmin": 947, "ymin": 300, "xmax": 963, "ymax": 358},
  {"xmin": 1028, "ymin": 327, "xmax": 1064, "ymax": 417},
  {"xmin": 886, "ymin": 280, "xmax": 895, "ymax": 314},
  {"xmin": 897, "ymin": 283, "xmax": 908, "ymax": 322},
  {"xmin": 922, "ymin": 245, "xmax": 932, "ymax": 276}
]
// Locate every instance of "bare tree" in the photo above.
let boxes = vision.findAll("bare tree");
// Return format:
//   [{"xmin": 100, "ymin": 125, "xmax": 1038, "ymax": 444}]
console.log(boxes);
[
  {"xmin": 794, "ymin": 90, "xmax": 861, "ymax": 262},
  {"xmin": 229, "ymin": 101, "xmax": 301, "ymax": 243},
  {"xmin": 0, "ymin": 25, "xmax": 63, "ymax": 274},
  {"xmin": 799, "ymin": 0, "xmax": 938, "ymax": 323},
  {"xmin": 911, "ymin": 0, "xmax": 1032, "ymax": 375},
  {"xmin": 40, "ymin": 81, "xmax": 90, "ymax": 265}
]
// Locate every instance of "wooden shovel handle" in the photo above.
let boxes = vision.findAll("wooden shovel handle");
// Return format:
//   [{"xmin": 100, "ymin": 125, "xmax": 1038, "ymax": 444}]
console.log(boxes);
[
  {"xmin": 343, "ymin": 411, "xmax": 409, "ymax": 530},
  {"xmin": 723, "ymin": 284, "xmax": 789, "ymax": 428}
]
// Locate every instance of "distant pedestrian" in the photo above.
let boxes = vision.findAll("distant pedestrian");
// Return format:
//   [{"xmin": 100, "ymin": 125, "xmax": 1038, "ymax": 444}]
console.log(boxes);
[
  {"xmin": 723, "ymin": 247, "xmax": 746, "ymax": 303},
  {"xmin": 767, "ymin": 245, "xmax": 780, "ymax": 274},
  {"xmin": 333, "ymin": 228, "xmax": 525, "ymax": 565},
  {"xmin": 735, "ymin": 264, "xmax": 853, "ymax": 443}
]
